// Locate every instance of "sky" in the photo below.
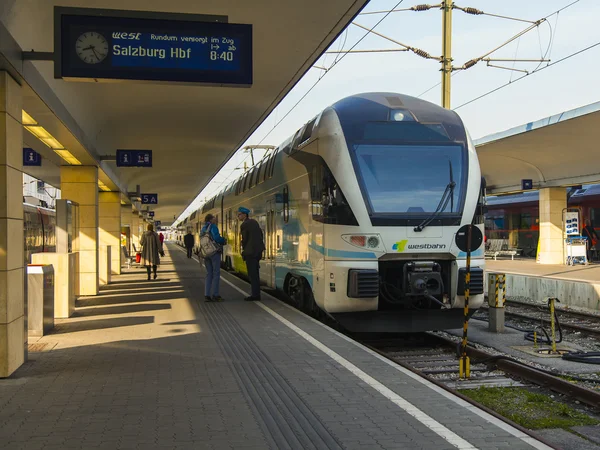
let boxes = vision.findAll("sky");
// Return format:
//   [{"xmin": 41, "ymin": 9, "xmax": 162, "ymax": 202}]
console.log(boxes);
[{"xmin": 175, "ymin": 0, "xmax": 600, "ymax": 224}]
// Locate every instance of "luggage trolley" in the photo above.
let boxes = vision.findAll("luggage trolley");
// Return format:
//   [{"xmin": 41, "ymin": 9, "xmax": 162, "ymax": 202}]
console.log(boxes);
[{"xmin": 566, "ymin": 236, "xmax": 587, "ymax": 265}]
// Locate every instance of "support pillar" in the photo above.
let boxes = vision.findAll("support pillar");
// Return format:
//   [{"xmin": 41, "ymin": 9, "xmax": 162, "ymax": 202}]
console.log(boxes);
[
  {"xmin": 538, "ymin": 187, "xmax": 566, "ymax": 265},
  {"xmin": 131, "ymin": 211, "xmax": 140, "ymax": 253},
  {"xmin": 61, "ymin": 166, "xmax": 99, "ymax": 295},
  {"xmin": 0, "ymin": 72, "xmax": 25, "ymax": 377},
  {"xmin": 99, "ymin": 192, "xmax": 121, "ymax": 276}
]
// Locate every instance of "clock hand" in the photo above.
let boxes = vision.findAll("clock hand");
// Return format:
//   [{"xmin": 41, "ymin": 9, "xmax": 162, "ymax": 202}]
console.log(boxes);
[{"xmin": 81, "ymin": 45, "xmax": 94, "ymax": 51}]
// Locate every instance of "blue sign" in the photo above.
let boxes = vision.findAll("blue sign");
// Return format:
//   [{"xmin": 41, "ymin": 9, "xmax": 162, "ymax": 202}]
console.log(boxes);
[
  {"xmin": 141, "ymin": 193, "xmax": 158, "ymax": 204},
  {"xmin": 522, "ymin": 179, "xmax": 533, "ymax": 190},
  {"xmin": 148, "ymin": 211, "xmax": 155, "ymax": 217},
  {"xmin": 23, "ymin": 148, "xmax": 42, "ymax": 166},
  {"xmin": 116, "ymin": 149, "xmax": 152, "ymax": 167},
  {"xmin": 55, "ymin": 8, "xmax": 253, "ymax": 86},
  {"xmin": 155, "ymin": 221, "xmax": 161, "ymax": 227}
]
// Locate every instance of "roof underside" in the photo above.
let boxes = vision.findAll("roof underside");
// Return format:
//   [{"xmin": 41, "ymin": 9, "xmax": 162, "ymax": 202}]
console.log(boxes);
[
  {"xmin": 0, "ymin": 0, "xmax": 368, "ymax": 224},
  {"xmin": 475, "ymin": 102, "xmax": 600, "ymax": 195}
]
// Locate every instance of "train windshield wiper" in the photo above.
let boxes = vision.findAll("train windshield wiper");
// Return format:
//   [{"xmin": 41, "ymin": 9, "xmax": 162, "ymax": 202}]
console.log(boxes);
[{"xmin": 414, "ymin": 161, "xmax": 455, "ymax": 232}]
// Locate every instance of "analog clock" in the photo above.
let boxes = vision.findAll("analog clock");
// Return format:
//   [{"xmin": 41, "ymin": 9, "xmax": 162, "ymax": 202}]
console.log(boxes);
[{"xmin": 75, "ymin": 32, "xmax": 108, "ymax": 64}]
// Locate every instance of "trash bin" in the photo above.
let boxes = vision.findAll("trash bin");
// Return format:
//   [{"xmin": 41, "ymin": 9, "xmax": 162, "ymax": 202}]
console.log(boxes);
[{"xmin": 27, "ymin": 265, "xmax": 54, "ymax": 337}]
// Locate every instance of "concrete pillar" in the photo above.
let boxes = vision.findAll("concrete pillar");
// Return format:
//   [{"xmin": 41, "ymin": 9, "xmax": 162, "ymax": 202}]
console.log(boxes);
[
  {"xmin": 61, "ymin": 166, "xmax": 99, "ymax": 295},
  {"xmin": 538, "ymin": 187, "xmax": 566, "ymax": 265},
  {"xmin": 99, "ymin": 192, "xmax": 121, "ymax": 276},
  {"xmin": 0, "ymin": 72, "xmax": 25, "ymax": 377},
  {"xmin": 131, "ymin": 211, "xmax": 140, "ymax": 253}
]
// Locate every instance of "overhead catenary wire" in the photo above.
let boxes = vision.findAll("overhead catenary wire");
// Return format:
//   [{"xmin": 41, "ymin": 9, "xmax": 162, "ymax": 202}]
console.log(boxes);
[
  {"xmin": 454, "ymin": 40, "xmax": 600, "ymax": 110},
  {"xmin": 416, "ymin": 0, "xmax": 581, "ymax": 101}
]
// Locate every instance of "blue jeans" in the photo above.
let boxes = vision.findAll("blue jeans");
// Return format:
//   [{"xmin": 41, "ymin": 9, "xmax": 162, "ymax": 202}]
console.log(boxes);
[{"xmin": 204, "ymin": 253, "xmax": 221, "ymax": 297}]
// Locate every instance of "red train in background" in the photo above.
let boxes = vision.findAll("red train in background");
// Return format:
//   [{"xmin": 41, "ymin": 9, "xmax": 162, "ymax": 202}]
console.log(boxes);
[{"xmin": 485, "ymin": 185, "xmax": 600, "ymax": 258}]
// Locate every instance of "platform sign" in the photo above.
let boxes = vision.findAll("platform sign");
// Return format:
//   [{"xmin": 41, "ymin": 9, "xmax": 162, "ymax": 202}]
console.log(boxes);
[
  {"xmin": 521, "ymin": 179, "xmax": 533, "ymax": 190},
  {"xmin": 154, "ymin": 220, "xmax": 161, "ymax": 227},
  {"xmin": 148, "ymin": 211, "xmax": 155, "ymax": 217},
  {"xmin": 564, "ymin": 211, "xmax": 579, "ymax": 235},
  {"xmin": 23, "ymin": 148, "xmax": 42, "ymax": 166},
  {"xmin": 116, "ymin": 149, "xmax": 152, "ymax": 167},
  {"xmin": 54, "ymin": 7, "xmax": 253, "ymax": 86},
  {"xmin": 141, "ymin": 193, "xmax": 158, "ymax": 205}
]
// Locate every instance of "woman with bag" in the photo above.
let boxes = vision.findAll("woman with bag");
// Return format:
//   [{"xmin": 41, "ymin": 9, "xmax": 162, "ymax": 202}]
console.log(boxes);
[
  {"xmin": 140, "ymin": 223, "xmax": 161, "ymax": 280},
  {"xmin": 200, "ymin": 214, "xmax": 226, "ymax": 302}
]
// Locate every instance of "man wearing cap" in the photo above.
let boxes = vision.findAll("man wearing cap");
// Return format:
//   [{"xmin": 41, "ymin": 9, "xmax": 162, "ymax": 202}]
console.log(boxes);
[{"xmin": 237, "ymin": 206, "xmax": 265, "ymax": 301}]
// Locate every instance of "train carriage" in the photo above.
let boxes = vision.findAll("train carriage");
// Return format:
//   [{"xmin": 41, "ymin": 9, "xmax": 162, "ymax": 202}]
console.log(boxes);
[{"xmin": 180, "ymin": 93, "xmax": 486, "ymax": 332}]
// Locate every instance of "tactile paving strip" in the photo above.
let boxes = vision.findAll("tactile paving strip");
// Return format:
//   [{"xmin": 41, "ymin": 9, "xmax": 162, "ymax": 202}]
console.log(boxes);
[{"xmin": 201, "ymin": 303, "xmax": 343, "ymax": 450}]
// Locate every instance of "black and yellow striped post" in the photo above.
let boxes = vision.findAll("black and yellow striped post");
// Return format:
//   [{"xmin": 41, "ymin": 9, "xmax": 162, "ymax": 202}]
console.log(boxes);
[{"xmin": 459, "ymin": 224, "xmax": 472, "ymax": 380}]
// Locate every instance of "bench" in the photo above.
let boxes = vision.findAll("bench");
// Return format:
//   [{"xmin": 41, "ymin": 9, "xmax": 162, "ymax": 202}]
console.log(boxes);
[{"xmin": 485, "ymin": 238, "xmax": 521, "ymax": 260}]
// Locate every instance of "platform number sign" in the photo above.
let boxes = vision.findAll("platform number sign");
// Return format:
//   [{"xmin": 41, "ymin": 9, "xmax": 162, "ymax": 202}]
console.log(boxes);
[
  {"xmin": 23, "ymin": 148, "xmax": 42, "ymax": 166},
  {"xmin": 148, "ymin": 211, "xmax": 155, "ymax": 218},
  {"xmin": 521, "ymin": 179, "xmax": 533, "ymax": 190},
  {"xmin": 154, "ymin": 221, "xmax": 161, "ymax": 227},
  {"xmin": 141, "ymin": 194, "xmax": 158, "ymax": 205}
]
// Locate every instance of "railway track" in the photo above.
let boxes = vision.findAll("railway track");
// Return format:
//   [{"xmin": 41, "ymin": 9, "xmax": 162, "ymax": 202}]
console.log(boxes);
[
  {"xmin": 357, "ymin": 332, "xmax": 600, "ymax": 409},
  {"xmin": 478, "ymin": 300, "xmax": 600, "ymax": 339}
]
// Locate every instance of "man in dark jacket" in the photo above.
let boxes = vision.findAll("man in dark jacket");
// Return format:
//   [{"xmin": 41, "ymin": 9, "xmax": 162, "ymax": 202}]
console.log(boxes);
[
  {"xmin": 184, "ymin": 229, "xmax": 194, "ymax": 258},
  {"xmin": 238, "ymin": 206, "xmax": 265, "ymax": 301}
]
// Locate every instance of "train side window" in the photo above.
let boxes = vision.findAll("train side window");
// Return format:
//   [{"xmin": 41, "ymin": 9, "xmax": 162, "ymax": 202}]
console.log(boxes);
[
  {"xmin": 283, "ymin": 186, "xmax": 290, "ymax": 223},
  {"xmin": 255, "ymin": 163, "xmax": 263, "ymax": 184},
  {"xmin": 310, "ymin": 159, "xmax": 358, "ymax": 225},
  {"xmin": 269, "ymin": 152, "xmax": 277, "ymax": 178}
]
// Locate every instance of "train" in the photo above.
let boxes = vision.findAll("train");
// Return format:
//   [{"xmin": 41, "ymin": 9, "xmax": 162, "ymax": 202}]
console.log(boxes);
[
  {"xmin": 177, "ymin": 92, "xmax": 486, "ymax": 332},
  {"xmin": 24, "ymin": 202, "xmax": 56, "ymax": 263},
  {"xmin": 486, "ymin": 184, "xmax": 600, "ymax": 258}
]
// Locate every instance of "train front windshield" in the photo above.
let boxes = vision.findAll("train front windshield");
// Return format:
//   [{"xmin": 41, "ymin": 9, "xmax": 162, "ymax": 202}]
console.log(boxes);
[{"xmin": 353, "ymin": 144, "xmax": 465, "ymax": 214}]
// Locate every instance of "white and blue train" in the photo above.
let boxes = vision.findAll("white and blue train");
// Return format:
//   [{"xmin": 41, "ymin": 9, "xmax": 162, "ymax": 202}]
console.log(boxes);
[{"xmin": 179, "ymin": 93, "xmax": 486, "ymax": 332}]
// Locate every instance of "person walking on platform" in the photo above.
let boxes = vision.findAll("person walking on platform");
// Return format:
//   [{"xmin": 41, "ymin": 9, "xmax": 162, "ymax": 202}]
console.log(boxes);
[
  {"xmin": 237, "ymin": 206, "xmax": 265, "ymax": 301},
  {"xmin": 140, "ymin": 223, "xmax": 161, "ymax": 280},
  {"xmin": 184, "ymin": 229, "xmax": 194, "ymax": 258},
  {"xmin": 201, "ymin": 214, "xmax": 227, "ymax": 302}
]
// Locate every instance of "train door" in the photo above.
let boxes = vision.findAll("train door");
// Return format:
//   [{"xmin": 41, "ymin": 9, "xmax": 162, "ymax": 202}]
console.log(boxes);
[{"xmin": 262, "ymin": 200, "xmax": 276, "ymax": 288}]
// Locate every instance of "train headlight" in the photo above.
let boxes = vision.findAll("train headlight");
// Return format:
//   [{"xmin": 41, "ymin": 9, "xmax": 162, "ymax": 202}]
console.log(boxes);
[
  {"xmin": 390, "ymin": 109, "xmax": 415, "ymax": 122},
  {"xmin": 367, "ymin": 236, "xmax": 379, "ymax": 248},
  {"xmin": 350, "ymin": 236, "xmax": 366, "ymax": 247},
  {"xmin": 343, "ymin": 234, "xmax": 383, "ymax": 250}
]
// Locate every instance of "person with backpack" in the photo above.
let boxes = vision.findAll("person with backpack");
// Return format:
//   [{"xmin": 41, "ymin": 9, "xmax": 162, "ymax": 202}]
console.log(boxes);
[
  {"xmin": 237, "ymin": 206, "xmax": 265, "ymax": 301},
  {"xmin": 200, "ymin": 214, "xmax": 227, "ymax": 302}
]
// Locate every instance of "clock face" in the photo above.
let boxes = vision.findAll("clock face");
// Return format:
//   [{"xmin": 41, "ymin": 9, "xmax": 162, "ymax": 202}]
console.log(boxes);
[{"xmin": 75, "ymin": 32, "xmax": 108, "ymax": 64}]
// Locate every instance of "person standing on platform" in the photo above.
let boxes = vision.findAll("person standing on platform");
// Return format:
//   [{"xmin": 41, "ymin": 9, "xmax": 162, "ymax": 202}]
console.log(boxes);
[
  {"xmin": 582, "ymin": 220, "xmax": 599, "ymax": 262},
  {"xmin": 140, "ymin": 223, "xmax": 161, "ymax": 280},
  {"xmin": 184, "ymin": 229, "xmax": 194, "ymax": 258},
  {"xmin": 237, "ymin": 206, "xmax": 265, "ymax": 301},
  {"xmin": 201, "ymin": 214, "xmax": 227, "ymax": 302}
]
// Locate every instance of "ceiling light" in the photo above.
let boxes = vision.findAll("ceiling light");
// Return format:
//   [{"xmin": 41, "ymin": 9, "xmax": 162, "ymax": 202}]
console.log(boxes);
[
  {"xmin": 98, "ymin": 180, "xmax": 111, "ymax": 192},
  {"xmin": 22, "ymin": 111, "xmax": 38, "ymax": 126},
  {"xmin": 24, "ymin": 125, "xmax": 54, "ymax": 141},
  {"xmin": 54, "ymin": 149, "xmax": 81, "ymax": 165}
]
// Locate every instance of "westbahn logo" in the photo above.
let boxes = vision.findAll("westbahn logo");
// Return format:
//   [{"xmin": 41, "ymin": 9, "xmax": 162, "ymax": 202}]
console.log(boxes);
[
  {"xmin": 393, "ymin": 240, "xmax": 447, "ymax": 252},
  {"xmin": 392, "ymin": 240, "xmax": 408, "ymax": 252}
]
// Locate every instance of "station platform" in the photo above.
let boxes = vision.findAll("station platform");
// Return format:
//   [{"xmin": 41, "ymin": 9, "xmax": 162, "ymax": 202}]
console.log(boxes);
[
  {"xmin": 486, "ymin": 260, "xmax": 600, "ymax": 314},
  {"xmin": 0, "ymin": 243, "xmax": 553, "ymax": 450}
]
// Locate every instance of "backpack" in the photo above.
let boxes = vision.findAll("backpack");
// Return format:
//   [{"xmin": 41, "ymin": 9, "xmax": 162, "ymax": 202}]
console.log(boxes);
[{"xmin": 199, "ymin": 224, "xmax": 220, "ymax": 258}]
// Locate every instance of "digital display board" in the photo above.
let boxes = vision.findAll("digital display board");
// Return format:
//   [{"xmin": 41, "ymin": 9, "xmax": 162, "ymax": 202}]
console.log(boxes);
[{"xmin": 55, "ymin": 7, "xmax": 252, "ymax": 86}]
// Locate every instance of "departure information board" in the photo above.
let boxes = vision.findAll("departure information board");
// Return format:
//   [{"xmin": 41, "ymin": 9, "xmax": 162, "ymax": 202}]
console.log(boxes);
[{"xmin": 55, "ymin": 7, "xmax": 252, "ymax": 86}]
